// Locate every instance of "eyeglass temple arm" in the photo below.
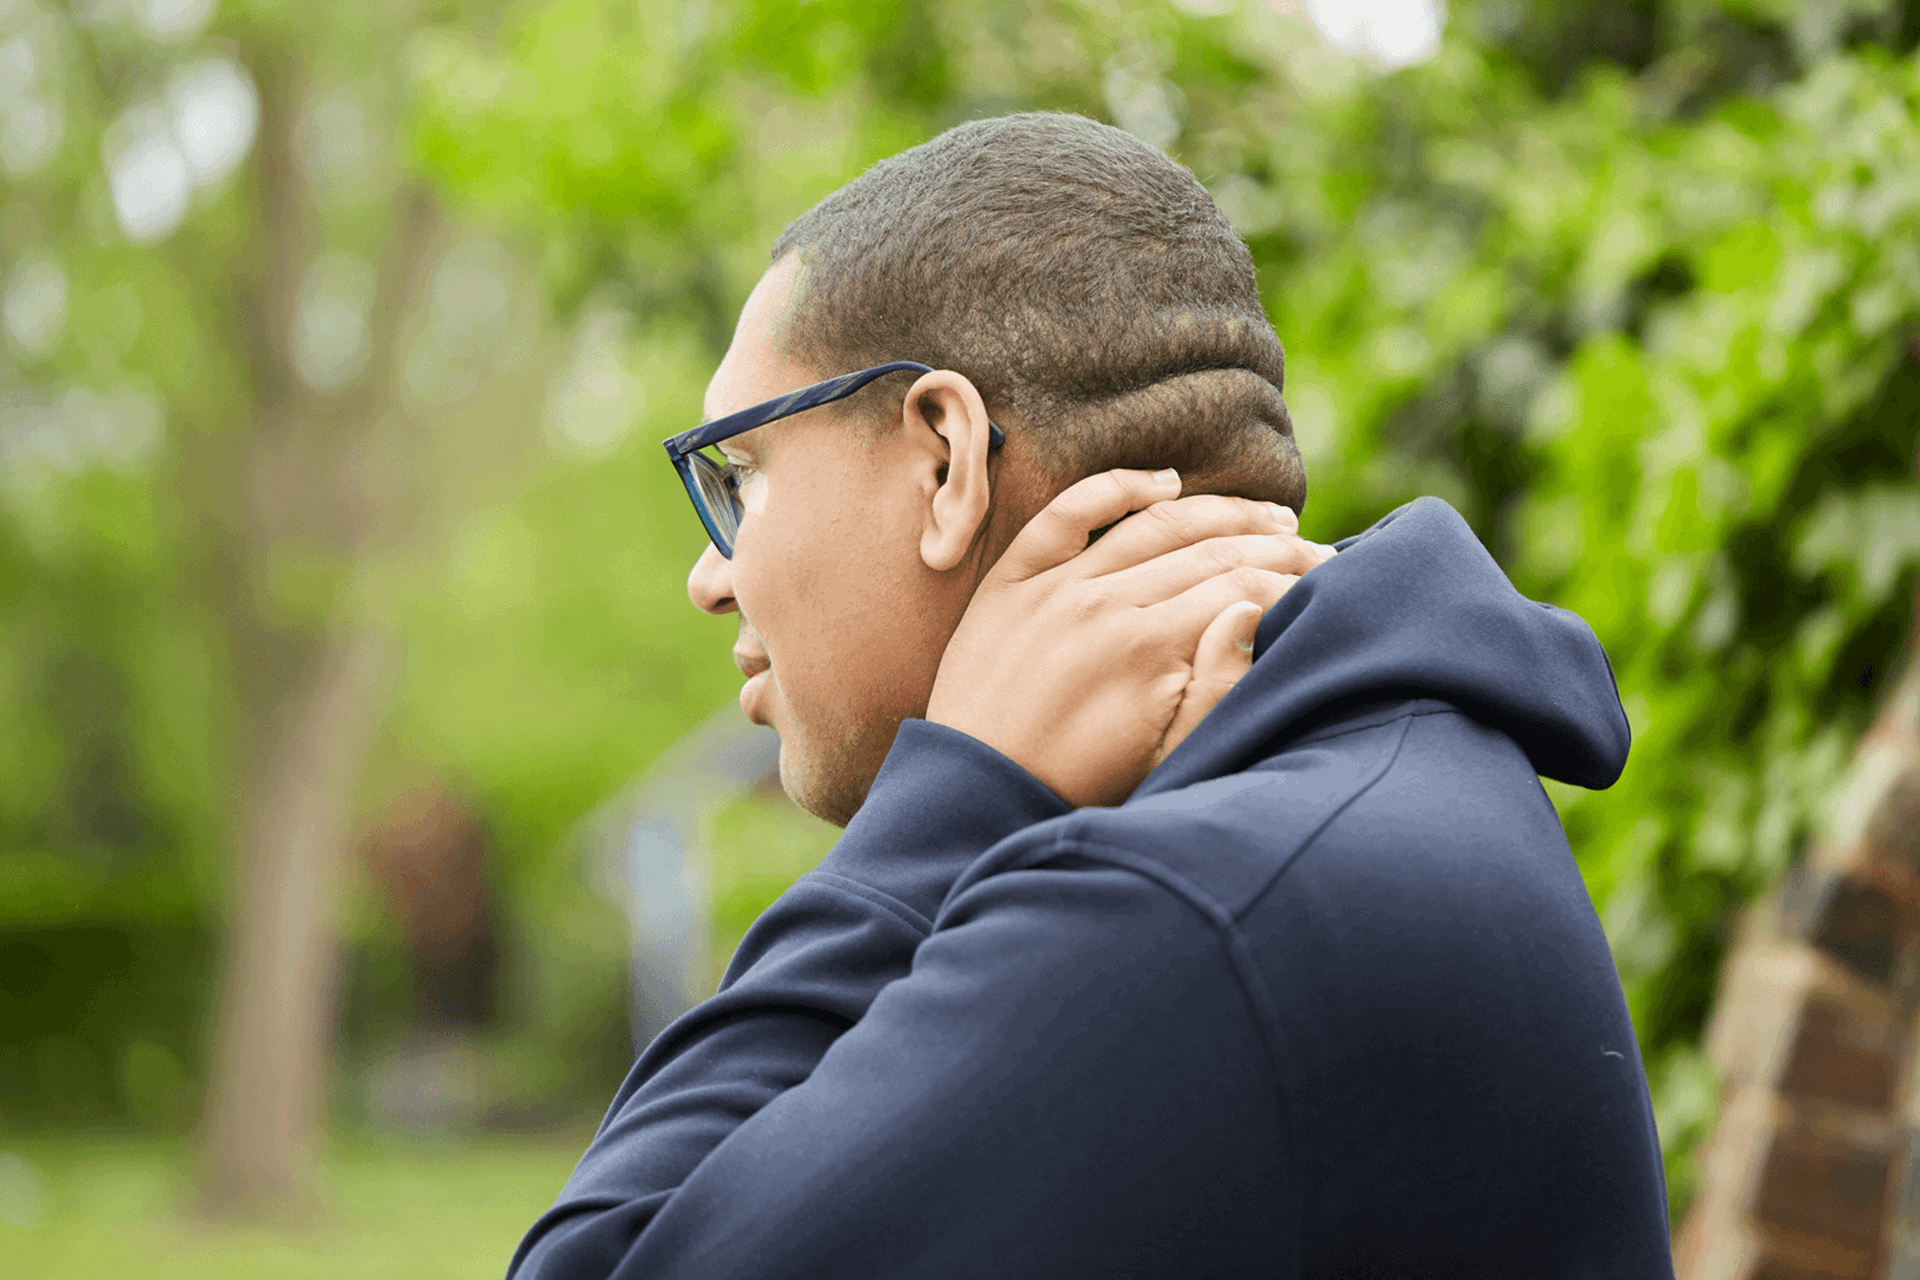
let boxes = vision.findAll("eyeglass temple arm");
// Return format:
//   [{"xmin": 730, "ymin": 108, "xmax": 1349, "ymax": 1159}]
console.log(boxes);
[{"xmin": 667, "ymin": 364, "xmax": 1006, "ymax": 458}]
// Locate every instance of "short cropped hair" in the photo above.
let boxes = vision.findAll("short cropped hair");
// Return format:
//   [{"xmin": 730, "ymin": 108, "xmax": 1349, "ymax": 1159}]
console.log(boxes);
[{"xmin": 769, "ymin": 112, "xmax": 1307, "ymax": 515}]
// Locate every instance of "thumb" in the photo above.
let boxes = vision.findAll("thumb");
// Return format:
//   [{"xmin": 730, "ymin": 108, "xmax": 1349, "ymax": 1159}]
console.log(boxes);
[{"xmin": 1152, "ymin": 600, "xmax": 1265, "ymax": 771}]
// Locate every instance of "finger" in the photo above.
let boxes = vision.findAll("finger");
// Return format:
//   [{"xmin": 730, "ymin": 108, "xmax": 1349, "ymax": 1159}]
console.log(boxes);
[
  {"xmin": 1153, "ymin": 600, "xmax": 1265, "ymax": 769},
  {"xmin": 1073, "ymin": 493, "xmax": 1299, "ymax": 577},
  {"xmin": 993, "ymin": 468, "xmax": 1185, "ymax": 582},
  {"xmin": 1143, "ymin": 567, "xmax": 1299, "ymax": 645},
  {"xmin": 1102, "ymin": 533, "xmax": 1326, "ymax": 607}
]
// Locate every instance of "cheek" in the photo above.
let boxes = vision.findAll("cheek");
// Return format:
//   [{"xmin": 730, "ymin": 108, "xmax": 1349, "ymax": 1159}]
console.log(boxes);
[
  {"xmin": 727, "ymin": 504, "xmax": 824, "ymax": 651},
  {"xmin": 729, "ymin": 468, "xmax": 853, "ymax": 618},
  {"xmin": 730, "ymin": 454, "xmax": 940, "ymax": 694},
  {"xmin": 736, "ymin": 541, "xmax": 916, "ymax": 690},
  {"xmin": 736, "ymin": 469, "xmax": 769, "ymax": 517}
]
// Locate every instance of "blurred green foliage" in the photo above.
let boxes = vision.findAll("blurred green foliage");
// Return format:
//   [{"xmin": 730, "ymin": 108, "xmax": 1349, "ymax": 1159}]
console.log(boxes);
[
  {"xmin": 3, "ymin": 0, "xmax": 1920, "ymax": 1230},
  {"xmin": 707, "ymin": 786, "xmax": 839, "ymax": 988}
]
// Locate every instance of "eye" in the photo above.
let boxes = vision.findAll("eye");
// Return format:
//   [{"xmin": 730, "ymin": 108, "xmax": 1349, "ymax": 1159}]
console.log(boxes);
[{"xmin": 718, "ymin": 455, "xmax": 762, "ymax": 504}]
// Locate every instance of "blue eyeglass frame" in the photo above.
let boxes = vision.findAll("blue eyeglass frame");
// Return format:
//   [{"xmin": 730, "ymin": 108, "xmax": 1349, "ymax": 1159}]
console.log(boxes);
[{"xmin": 663, "ymin": 360, "xmax": 1007, "ymax": 559}]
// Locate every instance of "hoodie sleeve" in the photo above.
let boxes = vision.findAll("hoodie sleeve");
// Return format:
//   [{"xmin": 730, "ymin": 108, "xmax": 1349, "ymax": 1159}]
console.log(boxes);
[
  {"xmin": 511, "ymin": 836, "xmax": 1291, "ymax": 1280},
  {"xmin": 508, "ymin": 718, "xmax": 1083, "ymax": 1279}
]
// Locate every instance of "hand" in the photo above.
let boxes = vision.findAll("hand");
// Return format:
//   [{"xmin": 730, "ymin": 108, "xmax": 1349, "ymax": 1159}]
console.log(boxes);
[{"xmin": 925, "ymin": 468, "xmax": 1336, "ymax": 808}]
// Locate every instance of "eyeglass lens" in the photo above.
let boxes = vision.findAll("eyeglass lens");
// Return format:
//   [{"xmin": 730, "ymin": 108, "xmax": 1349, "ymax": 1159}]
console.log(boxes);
[{"xmin": 689, "ymin": 452, "xmax": 742, "ymax": 551}]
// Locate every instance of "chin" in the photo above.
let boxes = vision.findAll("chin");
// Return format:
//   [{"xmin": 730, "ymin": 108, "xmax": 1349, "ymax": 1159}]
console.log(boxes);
[
  {"xmin": 775, "ymin": 723, "xmax": 893, "ymax": 830},
  {"xmin": 778, "ymin": 752, "xmax": 864, "ymax": 830}
]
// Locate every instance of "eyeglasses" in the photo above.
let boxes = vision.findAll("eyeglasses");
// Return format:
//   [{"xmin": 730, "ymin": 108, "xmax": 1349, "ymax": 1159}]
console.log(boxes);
[{"xmin": 663, "ymin": 360, "xmax": 1007, "ymax": 558}]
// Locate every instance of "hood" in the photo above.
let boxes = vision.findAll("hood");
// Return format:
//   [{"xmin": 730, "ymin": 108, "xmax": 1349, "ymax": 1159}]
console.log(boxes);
[{"xmin": 1135, "ymin": 497, "xmax": 1630, "ymax": 799}]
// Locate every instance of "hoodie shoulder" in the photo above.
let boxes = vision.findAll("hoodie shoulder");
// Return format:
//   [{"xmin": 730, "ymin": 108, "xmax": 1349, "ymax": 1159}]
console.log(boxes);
[
  {"xmin": 1044, "ymin": 698, "xmax": 1554, "ymax": 923},
  {"xmin": 1137, "ymin": 497, "xmax": 1630, "ymax": 799}
]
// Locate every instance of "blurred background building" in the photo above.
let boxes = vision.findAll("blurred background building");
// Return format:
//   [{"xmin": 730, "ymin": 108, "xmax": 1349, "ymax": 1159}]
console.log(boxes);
[{"xmin": 575, "ymin": 707, "xmax": 781, "ymax": 1057}]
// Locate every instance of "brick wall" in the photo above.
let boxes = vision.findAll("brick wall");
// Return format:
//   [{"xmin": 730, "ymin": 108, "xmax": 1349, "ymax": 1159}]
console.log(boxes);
[{"xmin": 1676, "ymin": 655, "xmax": 1920, "ymax": 1280}]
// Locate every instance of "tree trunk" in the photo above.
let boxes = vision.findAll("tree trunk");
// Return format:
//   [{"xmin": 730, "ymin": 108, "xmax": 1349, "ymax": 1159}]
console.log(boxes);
[
  {"xmin": 193, "ymin": 626, "xmax": 391, "ymax": 1223},
  {"xmin": 188, "ymin": 40, "xmax": 440, "ymax": 1223}
]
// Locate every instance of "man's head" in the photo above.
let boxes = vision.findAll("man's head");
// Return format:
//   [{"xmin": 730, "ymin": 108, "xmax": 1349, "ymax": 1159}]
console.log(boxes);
[{"xmin": 687, "ymin": 112, "xmax": 1302, "ymax": 826}]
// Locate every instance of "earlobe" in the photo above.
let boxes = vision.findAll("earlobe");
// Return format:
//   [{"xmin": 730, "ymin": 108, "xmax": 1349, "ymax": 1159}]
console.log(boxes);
[{"xmin": 906, "ymin": 371, "xmax": 994, "ymax": 573}]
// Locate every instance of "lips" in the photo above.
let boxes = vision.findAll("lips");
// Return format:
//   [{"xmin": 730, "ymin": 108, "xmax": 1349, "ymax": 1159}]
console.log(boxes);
[
  {"xmin": 733, "ymin": 646, "xmax": 772, "ymax": 725},
  {"xmin": 738, "ymin": 670, "xmax": 771, "ymax": 725}
]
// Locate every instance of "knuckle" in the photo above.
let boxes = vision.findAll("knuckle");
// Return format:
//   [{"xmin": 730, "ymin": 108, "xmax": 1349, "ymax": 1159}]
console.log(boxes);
[
  {"xmin": 1200, "ymin": 538, "xmax": 1246, "ymax": 575},
  {"xmin": 1140, "ymin": 501, "xmax": 1185, "ymax": 533},
  {"xmin": 1262, "ymin": 536, "xmax": 1317, "ymax": 573},
  {"xmin": 1045, "ymin": 489, "xmax": 1091, "ymax": 522},
  {"xmin": 1227, "ymin": 564, "xmax": 1277, "ymax": 596},
  {"xmin": 1122, "ymin": 632, "xmax": 1162, "ymax": 670},
  {"xmin": 1067, "ymin": 583, "xmax": 1112, "ymax": 622}
]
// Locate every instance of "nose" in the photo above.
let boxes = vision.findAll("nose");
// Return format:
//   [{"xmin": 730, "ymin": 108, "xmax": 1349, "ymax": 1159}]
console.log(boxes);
[{"xmin": 687, "ymin": 541, "xmax": 738, "ymax": 615}]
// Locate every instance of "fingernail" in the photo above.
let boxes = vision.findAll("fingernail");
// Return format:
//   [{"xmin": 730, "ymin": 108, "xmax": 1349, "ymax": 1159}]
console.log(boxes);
[
  {"xmin": 1267, "ymin": 503, "xmax": 1298, "ymax": 531},
  {"xmin": 1152, "ymin": 467, "xmax": 1179, "ymax": 485},
  {"xmin": 1236, "ymin": 632, "xmax": 1256, "ymax": 653}
]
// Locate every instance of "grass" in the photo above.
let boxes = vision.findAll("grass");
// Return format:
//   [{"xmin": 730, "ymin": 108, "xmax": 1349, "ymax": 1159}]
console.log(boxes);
[{"xmin": 0, "ymin": 1128, "xmax": 595, "ymax": 1279}]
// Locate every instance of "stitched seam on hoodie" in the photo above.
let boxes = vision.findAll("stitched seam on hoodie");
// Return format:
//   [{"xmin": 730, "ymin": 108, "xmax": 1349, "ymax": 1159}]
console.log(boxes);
[
  {"xmin": 804, "ymin": 870, "xmax": 935, "ymax": 936},
  {"xmin": 1286, "ymin": 701, "xmax": 1465, "ymax": 750},
  {"xmin": 1239, "ymin": 712, "xmax": 1415, "ymax": 916},
  {"xmin": 1042, "ymin": 834, "xmax": 1306, "ymax": 1277}
]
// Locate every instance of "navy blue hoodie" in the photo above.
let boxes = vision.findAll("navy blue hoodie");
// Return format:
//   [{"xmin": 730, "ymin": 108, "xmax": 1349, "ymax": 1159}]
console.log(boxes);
[{"xmin": 508, "ymin": 497, "xmax": 1675, "ymax": 1279}]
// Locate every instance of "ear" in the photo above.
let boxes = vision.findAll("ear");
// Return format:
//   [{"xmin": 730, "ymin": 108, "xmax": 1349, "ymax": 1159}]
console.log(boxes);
[{"xmin": 902, "ymin": 370, "xmax": 995, "ymax": 573}]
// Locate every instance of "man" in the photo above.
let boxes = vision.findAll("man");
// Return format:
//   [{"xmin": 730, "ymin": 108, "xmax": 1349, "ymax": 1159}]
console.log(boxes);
[{"xmin": 510, "ymin": 114, "xmax": 1674, "ymax": 1277}]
